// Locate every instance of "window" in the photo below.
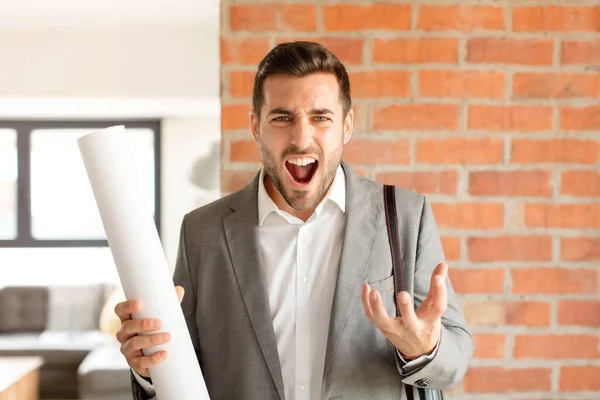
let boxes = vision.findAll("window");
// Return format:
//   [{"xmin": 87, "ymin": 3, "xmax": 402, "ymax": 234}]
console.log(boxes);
[
  {"xmin": 0, "ymin": 129, "xmax": 17, "ymax": 240},
  {"xmin": 0, "ymin": 120, "xmax": 161, "ymax": 248}
]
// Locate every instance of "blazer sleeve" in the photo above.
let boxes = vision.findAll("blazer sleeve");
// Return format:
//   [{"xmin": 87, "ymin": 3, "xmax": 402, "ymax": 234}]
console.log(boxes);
[
  {"xmin": 130, "ymin": 372, "xmax": 156, "ymax": 400},
  {"xmin": 130, "ymin": 214, "xmax": 203, "ymax": 399},
  {"xmin": 396, "ymin": 196, "xmax": 474, "ymax": 390}
]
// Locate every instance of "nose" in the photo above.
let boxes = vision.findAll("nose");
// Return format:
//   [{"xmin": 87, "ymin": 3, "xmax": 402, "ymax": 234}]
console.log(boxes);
[{"xmin": 290, "ymin": 118, "xmax": 313, "ymax": 150}]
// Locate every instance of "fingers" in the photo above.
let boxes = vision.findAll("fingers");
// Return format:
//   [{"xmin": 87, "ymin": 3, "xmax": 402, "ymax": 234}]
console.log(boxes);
[
  {"xmin": 397, "ymin": 291, "xmax": 418, "ymax": 331},
  {"xmin": 121, "ymin": 332, "xmax": 171, "ymax": 357},
  {"xmin": 433, "ymin": 262, "xmax": 448, "ymax": 282},
  {"xmin": 421, "ymin": 262, "xmax": 448, "ymax": 322},
  {"xmin": 361, "ymin": 283, "xmax": 375, "ymax": 320},
  {"xmin": 175, "ymin": 286, "xmax": 185, "ymax": 304},
  {"xmin": 362, "ymin": 284, "xmax": 393, "ymax": 332},
  {"xmin": 128, "ymin": 350, "xmax": 168, "ymax": 375},
  {"xmin": 114, "ymin": 300, "xmax": 141, "ymax": 323},
  {"xmin": 116, "ymin": 318, "xmax": 162, "ymax": 344}
]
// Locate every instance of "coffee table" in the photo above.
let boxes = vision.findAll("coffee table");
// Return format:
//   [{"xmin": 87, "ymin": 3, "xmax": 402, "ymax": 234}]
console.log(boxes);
[{"xmin": 0, "ymin": 356, "xmax": 44, "ymax": 400}]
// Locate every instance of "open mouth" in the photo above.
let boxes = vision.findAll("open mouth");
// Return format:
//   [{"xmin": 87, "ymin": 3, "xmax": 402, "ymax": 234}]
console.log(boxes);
[{"xmin": 285, "ymin": 158, "xmax": 318, "ymax": 185}]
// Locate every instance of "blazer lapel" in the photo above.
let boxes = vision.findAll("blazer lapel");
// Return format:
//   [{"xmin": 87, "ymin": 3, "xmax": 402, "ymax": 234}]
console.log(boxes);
[
  {"xmin": 223, "ymin": 174, "xmax": 285, "ymax": 400},
  {"xmin": 323, "ymin": 163, "xmax": 383, "ymax": 378}
]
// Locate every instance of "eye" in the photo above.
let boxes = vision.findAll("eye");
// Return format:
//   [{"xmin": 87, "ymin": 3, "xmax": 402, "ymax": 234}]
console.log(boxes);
[
  {"xmin": 313, "ymin": 116, "xmax": 330, "ymax": 122},
  {"xmin": 272, "ymin": 116, "xmax": 291, "ymax": 122}
]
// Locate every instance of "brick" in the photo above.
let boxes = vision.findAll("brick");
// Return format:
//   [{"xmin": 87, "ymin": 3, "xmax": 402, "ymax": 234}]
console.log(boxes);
[
  {"xmin": 507, "ymin": 201, "xmax": 525, "ymax": 229},
  {"xmin": 418, "ymin": 5, "xmax": 505, "ymax": 32},
  {"xmin": 561, "ymin": 106, "xmax": 600, "ymax": 131},
  {"xmin": 372, "ymin": 104, "xmax": 459, "ymax": 131},
  {"xmin": 560, "ymin": 366, "xmax": 600, "ymax": 391},
  {"xmin": 416, "ymin": 138, "xmax": 504, "ymax": 165},
  {"xmin": 464, "ymin": 367, "xmax": 551, "ymax": 393},
  {"xmin": 448, "ymin": 268, "xmax": 504, "ymax": 294},
  {"xmin": 559, "ymin": 300, "xmax": 600, "ymax": 327},
  {"xmin": 467, "ymin": 37, "xmax": 553, "ymax": 65},
  {"xmin": 515, "ymin": 334, "xmax": 599, "ymax": 359},
  {"xmin": 230, "ymin": 4, "xmax": 316, "ymax": 32},
  {"xmin": 525, "ymin": 203, "xmax": 600, "ymax": 229},
  {"xmin": 512, "ymin": 139, "xmax": 599, "ymax": 164},
  {"xmin": 349, "ymin": 71, "xmax": 411, "ymax": 98},
  {"xmin": 221, "ymin": 170, "xmax": 258, "ymax": 193},
  {"xmin": 562, "ymin": 170, "xmax": 600, "ymax": 197},
  {"xmin": 562, "ymin": 40, "xmax": 600, "ymax": 66},
  {"xmin": 230, "ymin": 71, "xmax": 255, "ymax": 98},
  {"xmin": 512, "ymin": 267, "xmax": 597, "ymax": 294},
  {"xmin": 419, "ymin": 70, "xmax": 504, "ymax": 99},
  {"xmin": 373, "ymin": 38, "xmax": 459, "ymax": 64},
  {"xmin": 469, "ymin": 105, "xmax": 553, "ymax": 132},
  {"xmin": 220, "ymin": 37, "xmax": 271, "ymax": 65},
  {"xmin": 513, "ymin": 6, "xmax": 600, "ymax": 32},
  {"xmin": 342, "ymin": 139, "xmax": 409, "ymax": 165},
  {"xmin": 562, "ymin": 237, "xmax": 600, "ymax": 261},
  {"xmin": 441, "ymin": 237, "xmax": 461, "ymax": 261},
  {"xmin": 222, "ymin": 104, "xmax": 251, "ymax": 130},
  {"xmin": 352, "ymin": 104, "xmax": 370, "ymax": 134},
  {"xmin": 506, "ymin": 301, "xmax": 552, "ymax": 327},
  {"xmin": 469, "ymin": 170, "xmax": 553, "ymax": 197},
  {"xmin": 230, "ymin": 140, "xmax": 259, "ymax": 163},
  {"xmin": 473, "ymin": 334, "xmax": 505, "ymax": 359},
  {"xmin": 276, "ymin": 37, "xmax": 364, "ymax": 65},
  {"xmin": 463, "ymin": 300, "xmax": 551, "ymax": 327},
  {"xmin": 432, "ymin": 203, "xmax": 504, "ymax": 230},
  {"xmin": 468, "ymin": 236, "xmax": 552, "ymax": 262},
  {"xmin": 513, "ymin": 72, "xmax": 600, "ymax": 99},
  {"xmin": 323, "ymin": 3, "xmax": 411, "ymax": 31},
  {"xmin": 463, "ymin": 300, "xmax": 505, "ymax": 326},
  {"xmin": 375, "ymin": 170, "xmax": 459, "ymax": 195}
]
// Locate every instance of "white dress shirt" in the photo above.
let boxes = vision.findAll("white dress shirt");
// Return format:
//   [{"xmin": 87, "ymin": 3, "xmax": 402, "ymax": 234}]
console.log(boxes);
[{"xmin": 257, "ymin": 165, "xmax": 346, "ymax": 400}]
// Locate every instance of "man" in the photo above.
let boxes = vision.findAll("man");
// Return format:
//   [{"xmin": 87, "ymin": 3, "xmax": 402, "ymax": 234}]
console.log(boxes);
[{"xmin": 115, "ymin": 41, "xmax": 473, "ymax": 400}]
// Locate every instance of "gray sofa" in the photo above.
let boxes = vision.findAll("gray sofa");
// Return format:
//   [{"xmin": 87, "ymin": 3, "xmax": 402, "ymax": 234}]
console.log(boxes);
[{"xmin": 0, "ymin": 284, "xmax": 132, "ymax": 399}]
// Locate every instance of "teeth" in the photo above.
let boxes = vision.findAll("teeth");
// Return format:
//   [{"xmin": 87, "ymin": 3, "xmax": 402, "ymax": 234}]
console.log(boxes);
[{"xmin": 287, "ymin": 158, "xmax": 316, "ymax": 167}]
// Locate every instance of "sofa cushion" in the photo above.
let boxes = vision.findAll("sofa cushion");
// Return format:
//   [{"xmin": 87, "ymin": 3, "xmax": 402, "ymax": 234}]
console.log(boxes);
[
  {"xmin": 78, "ymin": 344, "xmax": 131, "ymax": 393},
  {"xmin": 47, "ymin": 284, "xmax": 111, "ymax": 331},
  {"xmin": 0, "ymin": 286, "xmax": 48, "ymax": 333}
]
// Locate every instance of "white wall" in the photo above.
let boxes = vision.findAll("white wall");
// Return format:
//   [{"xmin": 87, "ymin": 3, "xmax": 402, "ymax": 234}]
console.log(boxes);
[
  {"xmin": 0, "ymin": 26, "xmax": 221, "ymax": 286},
  {"xmin": 162, "ymin": 117, "xmax": 221, "ymax": 269},
  {"xmin": 0, "ymin": 27, "xmax": 218, "ymax": 97}
]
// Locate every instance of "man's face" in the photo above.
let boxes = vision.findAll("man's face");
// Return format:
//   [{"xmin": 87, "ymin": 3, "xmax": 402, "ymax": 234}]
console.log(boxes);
[{"xmin": 250, "ymin": 72, "xmax": 353, "ymax": 212}]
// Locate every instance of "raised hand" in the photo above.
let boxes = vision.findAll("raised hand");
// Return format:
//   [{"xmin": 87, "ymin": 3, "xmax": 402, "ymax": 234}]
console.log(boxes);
[
  {"xmin": 361, "ymin": 263, "xmax": 448, "ymax": 359},
  {"xmin": 114, "ymin": 286, "xmax": 185, "ymax": 377}
]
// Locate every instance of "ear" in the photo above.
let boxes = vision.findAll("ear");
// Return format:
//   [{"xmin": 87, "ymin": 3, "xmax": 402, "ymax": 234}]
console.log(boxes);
[
  {"xmin": 343, "ymin": 108, "xmax": 354, "ymax": 144},
  {"xmin": 250, "ymin": 110, "xmax": 259, "ymax": 142}
]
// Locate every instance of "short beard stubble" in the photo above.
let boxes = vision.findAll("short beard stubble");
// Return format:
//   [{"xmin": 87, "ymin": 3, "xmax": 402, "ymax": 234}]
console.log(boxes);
[{"xmin": 257, "ymin": 130, "xmax": 342, "ymax": 211}]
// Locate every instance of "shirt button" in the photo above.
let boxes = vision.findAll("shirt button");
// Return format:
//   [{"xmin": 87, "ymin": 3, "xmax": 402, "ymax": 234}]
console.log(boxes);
[
  {"xmin": 300, "ymin": 276, "xmax": 307, "ymax": 283},
  {"xmin": 299, "ymin": 383, "xmax": 306, "ymax": 390},
  {"xmin": 300, "ymin": 330, "xmax": 306, "ymax": 336}
]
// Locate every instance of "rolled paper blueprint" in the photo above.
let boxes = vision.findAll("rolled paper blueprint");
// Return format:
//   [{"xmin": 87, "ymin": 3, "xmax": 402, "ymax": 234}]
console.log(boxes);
[{"xmin": 78, "ymin": 125, "xmax": 210, "ymax": 400}]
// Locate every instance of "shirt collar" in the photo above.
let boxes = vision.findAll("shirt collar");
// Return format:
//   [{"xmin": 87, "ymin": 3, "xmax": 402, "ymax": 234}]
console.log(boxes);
[{"xmin": 258, "ymin": 164, "xmax": 346, "ymax": 226}]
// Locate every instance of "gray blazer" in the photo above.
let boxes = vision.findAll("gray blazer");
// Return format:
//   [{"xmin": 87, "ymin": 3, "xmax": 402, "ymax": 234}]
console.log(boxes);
[{"xmin": 132, "ymin": 162, "xmax": 473, "ymax": 400}]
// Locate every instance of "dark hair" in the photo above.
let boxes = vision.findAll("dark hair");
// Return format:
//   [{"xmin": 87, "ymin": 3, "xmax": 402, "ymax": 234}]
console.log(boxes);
[{"xmin": 252, "ymin": 41, "xmax": 351, "ymax": 119}]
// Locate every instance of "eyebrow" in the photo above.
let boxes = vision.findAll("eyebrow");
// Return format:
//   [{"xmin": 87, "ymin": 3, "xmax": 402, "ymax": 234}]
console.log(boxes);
[{"xmin": 267, "ymin": 108, "xmax": 335, "ymax": 116}]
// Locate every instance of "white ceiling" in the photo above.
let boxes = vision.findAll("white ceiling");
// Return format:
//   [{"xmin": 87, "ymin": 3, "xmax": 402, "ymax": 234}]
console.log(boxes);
[{"xmin": 0, "ymin": 0, "xmax": 220, "ymax": 27}]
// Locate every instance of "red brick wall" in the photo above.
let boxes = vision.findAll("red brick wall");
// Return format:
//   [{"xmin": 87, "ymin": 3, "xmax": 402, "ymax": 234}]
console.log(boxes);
[{"xmin": 220, "ymin": 2, "xmax": 600, "ymax": 397}]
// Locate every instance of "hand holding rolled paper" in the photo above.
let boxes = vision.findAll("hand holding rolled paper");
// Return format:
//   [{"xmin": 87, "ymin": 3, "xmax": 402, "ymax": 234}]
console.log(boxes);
[
  {"xmin": 78, "ymin": 126, "xmax": 210, "ymax": 399},
  {"xmin": 115, "ymin": 286, "xmax": 185, "ymax": 378}
]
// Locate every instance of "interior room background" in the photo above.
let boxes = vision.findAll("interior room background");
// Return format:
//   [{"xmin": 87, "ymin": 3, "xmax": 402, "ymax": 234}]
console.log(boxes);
[{"xmin": 0, "ymin": 0, "xmax": 598, "ymax": 399}]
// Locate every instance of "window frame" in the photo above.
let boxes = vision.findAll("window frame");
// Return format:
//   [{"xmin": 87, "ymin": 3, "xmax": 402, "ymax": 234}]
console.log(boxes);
[{"xmin": 0, "ymin": 120, "xmax": 161, "ymax": 248}]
